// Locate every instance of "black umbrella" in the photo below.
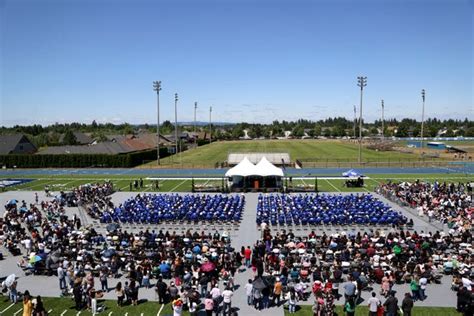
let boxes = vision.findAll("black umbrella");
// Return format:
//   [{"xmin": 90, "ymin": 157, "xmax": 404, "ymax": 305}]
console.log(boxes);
[{"xmin": 106, "ymin": 223, "xmax": 120, "ymax": 232}]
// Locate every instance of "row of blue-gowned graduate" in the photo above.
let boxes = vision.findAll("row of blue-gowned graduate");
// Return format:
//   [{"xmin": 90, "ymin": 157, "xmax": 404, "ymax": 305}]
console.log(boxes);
[
  {"xmin": 99, "ymin": 193, "xmax": 245, "ymax": 223},
  {"xmin": 256, "ymin": 193, "xmax": 408, "ymax": 226}
]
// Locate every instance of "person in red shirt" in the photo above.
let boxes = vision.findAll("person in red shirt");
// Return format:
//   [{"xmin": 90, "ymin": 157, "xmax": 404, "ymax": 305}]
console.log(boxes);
[{"xmin": 244, "ymin": 246, "xmax": 252, "ymax": 268}]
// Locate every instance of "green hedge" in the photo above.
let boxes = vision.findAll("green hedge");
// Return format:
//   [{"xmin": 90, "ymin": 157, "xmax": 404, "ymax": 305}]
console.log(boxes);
[{"xmin": 0, "ymin": 148, "xmax": 170, "ymax": 168}]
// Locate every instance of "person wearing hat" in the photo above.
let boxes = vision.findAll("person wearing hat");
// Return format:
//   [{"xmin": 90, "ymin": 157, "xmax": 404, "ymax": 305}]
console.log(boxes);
[{"xmin": 172, "ymin": 298, "xmax": 183, "ymax": 316}]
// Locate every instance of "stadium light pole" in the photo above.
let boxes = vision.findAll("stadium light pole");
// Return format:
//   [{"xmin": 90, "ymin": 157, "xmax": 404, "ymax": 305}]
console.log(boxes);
[
  {"xmin": 381, "ymin": 99, "xmax": 384, "ymax": 140},
  {"xmin": 174, "ymin": 93, "xmax": 179, "ymax": 158},
  {"xmin": 421, "ymin": 89, "xmax": 426, "ymax": 149},
  {"xmin": 357, "ymin": 76, "xmax": 367, "ymax": 163},
  {"xmin": 194, "ymin": 102, "xmax": 198, "ymax": 147},
  {"xmin": 209, "ymin": 106, "xmax": 212, "ymax": 144},
  {"xmin": 153, "ymin": 81, "xmax": 162, "ymax": 166},
  {"xmin": 353, "ymin": 105, "xmax": 357, "ymax": 139}
]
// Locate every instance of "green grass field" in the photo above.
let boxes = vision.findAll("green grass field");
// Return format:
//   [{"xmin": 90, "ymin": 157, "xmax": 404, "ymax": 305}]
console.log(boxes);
[
  {"xmin": 0, "ymin": 296, "xmax": 461, "ymax": 316},
  {"xmin": 1, "ymin": 173, "xmax": 471, "ymax": 193},
  {"xmin": 142, "ymin": 140, "xmax": 426, "ymax": 168},
  {"xmin": 0, "ymin": 296, "xmax": 182, "ymax": 316},
  {"xmin": 284, "ymin": 304, "xmax": 460, "ymax": 316}
]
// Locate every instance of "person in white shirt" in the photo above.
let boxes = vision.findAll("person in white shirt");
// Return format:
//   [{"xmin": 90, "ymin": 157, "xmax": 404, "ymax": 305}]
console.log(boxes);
[
  {"xmin": 367, "ymin": 292, "xmax": 381, "ymax": 316},
  {"xmin": 244, "ymin": 279, "xmax": 253, "ymax": 305},
  {"xmin": 221, "ymin": 286, "xmax": 233, "ymax": 315},
  {"xmin": 419, "ymin": 276, "xmax": 428, "ymax": 300}
]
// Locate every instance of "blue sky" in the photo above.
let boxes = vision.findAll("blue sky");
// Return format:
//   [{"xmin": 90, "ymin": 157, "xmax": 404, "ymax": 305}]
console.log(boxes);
[{"xmin": 0, "ymin": 0, "xmax": 472, "ymax": 126}]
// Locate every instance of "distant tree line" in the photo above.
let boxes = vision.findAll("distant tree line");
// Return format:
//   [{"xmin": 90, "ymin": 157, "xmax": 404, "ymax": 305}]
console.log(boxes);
[{"xmin": 1, "ymin": 117, "xmax": 473, "ymax": 147}]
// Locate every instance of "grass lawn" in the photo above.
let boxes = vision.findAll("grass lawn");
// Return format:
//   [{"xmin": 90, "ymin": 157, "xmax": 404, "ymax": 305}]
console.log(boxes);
[
  {"xmin": 0, "ymin": 296, "xmax": 184, "ymax": 316},
  {"xmin": 141, "ymin": 140, "xmax": 424, "ymax": 168},
  {"xmin": 284, "ymin": 304, "xmax": 460, "ymax": 316}
]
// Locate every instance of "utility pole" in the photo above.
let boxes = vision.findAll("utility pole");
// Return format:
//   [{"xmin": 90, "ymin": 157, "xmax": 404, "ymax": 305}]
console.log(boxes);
[
  {"xmin": 152, "ymin": 81, "xmax": 162, "ymax": 165},
  {"xmin": 209, "ymin": 106, "xmax": 212, "ymax": 144},
  {"xmin": 194, "ymin": 102, "xmax": 197, "ymax": 147},
  {"xmin": 381, "ymin": 99, "xmax": 385, "ymax": 140},
  {"xmin": 174, "ymin": 93, "xmax": 179, "ymax": 159},
  {"xmin": 421, "ymin": 89, "xmax": 426, "ymax": 149},
  {"xmin": 357, "ymin": 76, "xmax": 367, "ymax": 163}
]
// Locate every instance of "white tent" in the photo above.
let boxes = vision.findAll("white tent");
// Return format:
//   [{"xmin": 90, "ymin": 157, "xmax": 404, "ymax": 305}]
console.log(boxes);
[
  {"xmin": 225, "ymin": 156, "xmax": 259, "ymax": 177},
  {"xmin": 255, "ymin": 156, "xmax": 284, "ymax": 177}
]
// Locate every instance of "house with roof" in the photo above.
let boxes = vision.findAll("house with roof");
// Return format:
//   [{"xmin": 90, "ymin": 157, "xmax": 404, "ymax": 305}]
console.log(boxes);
[
  {"xmin": 59, "ymin": 131, "xmax": 94, "ymax": 145},
  {"xmin": 0, "ymin": 134, "xmax": 37, "ymax": 155}
]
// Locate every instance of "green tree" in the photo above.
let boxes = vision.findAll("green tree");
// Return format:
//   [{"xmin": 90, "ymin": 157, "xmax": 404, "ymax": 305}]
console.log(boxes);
[
  {"xmin": 396, "ymin": 125, "xmax": 409, "ymax": 137},
  {"xmin": 62, "ymin": 130, "xmax": 77, "ymax": 145},
  {"xmin": 465, "ymin": 126, "xmax": 474, "ymax": 137},
  {"xmin": 314, "ymin": 125, "xmax": 322, "ymax": 137}
]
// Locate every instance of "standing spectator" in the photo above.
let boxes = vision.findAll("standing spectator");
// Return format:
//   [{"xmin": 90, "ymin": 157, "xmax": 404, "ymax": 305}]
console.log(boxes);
[
  {"xmin": 8, "ymin": 280, "xmax": 18, "ymax": 304},
  {"xmin": 188, "ymin": 299, "xmax": 198, "ymax": 316},
  {"xmin": 343, "ymin": 278, "xmax": 356, "ymax": 302},
  {"xmin": 204, "ymin": 294, "xmax": 214, "ymax": 316},
  {"xmin": 172, "ymin": 298, "xmax": 183, "ymax": 316},
  {"xmin": 130, "ymin": 281, "xmax": 139, "ymax": 306},
  {"xmin": 344, "ymin": 297, "xmax": 356, "ymax": 316},
  {"xmin": 73, "ymin": 282, "xmax": 82, "ymax": 311},
  {"xmin": 210, "ymin": 283, "xmax": 221, "ymax": 312},
  {"xmin": 367, "ymin": 292, "xmax": 381, "ymax": 316},
  {"xmin": 169, "ymin": 282, "xmax": 179, "ymax": 301},
  {"xmin": 457, "ymin": 286, "xmax": 471, "ymax": 313},
  {"xmin": 401, "ymin": 292, "xmax": 414, "ymax": 316},
  {"xmin": 273, "ymin": 277, "xmax": 282, "ymax": 306},
  {"xmin": 22, "ymin": 290, "xmax": 33, "ymax": 316},
  {"xmin": 129, "ymin": 181, "xmax": 132, "ymax": 191},
  {"xmin": 99, "ymin": 270, "xmax": 108, "ymax": 292},
  {"xmin": 142, "ymin": 271, "xmax": 150, "ymax": 289},
  {"xmin": 222, "ymin": 286, "xmax": 233, "ymax": 315},
  {"xmin": 410, "ymin": 278, "xmax": 420, "ymax": 301},
  {"xmin": 287, "ymin": 289, "xmax": 297, "ymax": 314},
  {"xmin": 200, "ymin": 274, "xmax": 209, "ymax": 297},
  {"xmin": 90, "ymin": 289, "xmax": 97, "ymax": 315},
  {"xmin": 427, "ymin": 209, "xmax": 434, "ymax": 222},
  {"xmin": 383, "ymin": 292, "xmax": 399, "ymax": 316},
  {"xmin": 155, "ymin": 278, "xmax": 167, "ymax": 304},
  {"xmin": 262, "ymin": 285, "xmax": 270, "ymax": 309},
  {"xmin": 33, "ymin": 295, "xmax": 46, "ymax": 316},
  {"xmin": 244, "ymin": 246, "xmax": 252, "ymax": 267},
  {"xmin": 139, "ymin": 178, "xmax": 143, "ymax": 189},
  {"xmin": 58, "ymin": 265, "xmax": 66, "ymax": 291},
  {"xmin": 419, "ymin": 276, "xmax": 427, "ymax": 301},
  {"xmin": 244, "ymin": 279, "xmax": 253, "ymax": 305},
  {"xmin": 115, "ymin": 282, "xmax": 124, "ymax": 307}
]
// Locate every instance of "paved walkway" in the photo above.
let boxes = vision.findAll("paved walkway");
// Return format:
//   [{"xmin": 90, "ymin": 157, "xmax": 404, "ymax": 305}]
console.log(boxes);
[{"xmin": 0, "ymin": 190, "xmax": 459, "ymax": 315}]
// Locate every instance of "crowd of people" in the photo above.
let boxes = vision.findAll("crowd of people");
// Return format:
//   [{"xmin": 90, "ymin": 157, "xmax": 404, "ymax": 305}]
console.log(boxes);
[
  {"xmin": 377, "ymin": 180, "xmax": 472, "ymax": 233},
  {"xmin": 1, "ymin": 188, "xmax": 245, "ymax": 314},
  {"xmin": 245, "ymin": 225, "xmax": 473, "ymax": 315},
  {"xmin": 89, "ymin": 193, "xmax": 245, "ymax": 224},
  {"xmin": 256, "ymin": 193, "xmax": 409, "ymax": 226},
  {"xmin": 1, "ymin": 180, "xmax": 473, "ymax": 315}
]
